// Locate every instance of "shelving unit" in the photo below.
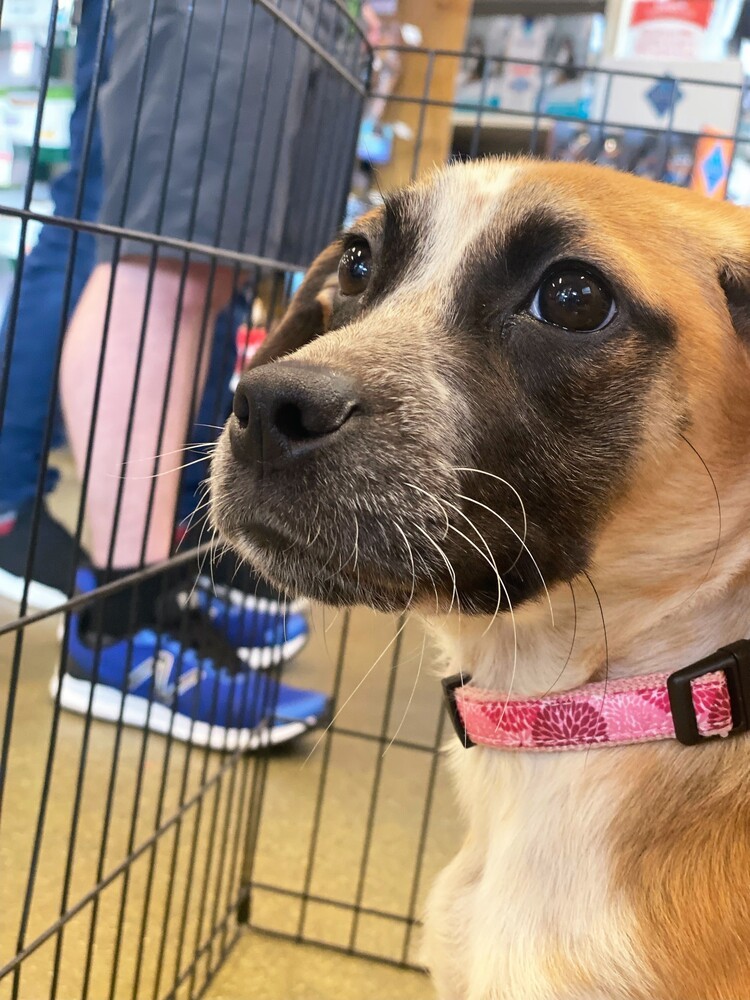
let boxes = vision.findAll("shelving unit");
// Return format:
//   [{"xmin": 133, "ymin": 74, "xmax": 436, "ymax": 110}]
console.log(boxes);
[
  {"xmin": 451, "ymin": 108, "xmax": 551, "ymax": 156},
  {"xmin": 451, "ymin": 0, "xmax": 607, "ymax": 156}
]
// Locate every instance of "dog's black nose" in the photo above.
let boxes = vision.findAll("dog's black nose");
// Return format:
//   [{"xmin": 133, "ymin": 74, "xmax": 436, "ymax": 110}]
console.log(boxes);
[{"xmin": 231, "ymin": 362, "xmax": 360, "ymax": 466}]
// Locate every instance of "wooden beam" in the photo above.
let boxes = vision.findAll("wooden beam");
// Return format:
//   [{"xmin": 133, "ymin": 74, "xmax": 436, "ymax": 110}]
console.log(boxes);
[{"xmin": 376, "ymin": 0, "xmax": 473, "ymax": 191}]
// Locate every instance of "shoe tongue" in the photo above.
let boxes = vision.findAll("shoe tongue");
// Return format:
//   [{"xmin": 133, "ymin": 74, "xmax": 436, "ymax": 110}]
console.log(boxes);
[{"xmin": 155, "ymin": 587, "xmax": 245, "ymax": 675}]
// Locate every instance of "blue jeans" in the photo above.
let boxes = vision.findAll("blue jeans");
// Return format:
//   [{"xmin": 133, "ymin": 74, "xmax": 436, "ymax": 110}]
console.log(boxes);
[{"xmin": 0, "ymin": 0, "xmax": 238, "ymax": 521}]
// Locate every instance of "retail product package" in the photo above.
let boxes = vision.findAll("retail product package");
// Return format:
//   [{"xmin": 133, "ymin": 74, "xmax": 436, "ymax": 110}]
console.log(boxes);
[{"xmin": 616, "ymin": 0, "xmax": 744, "ymax": 60}]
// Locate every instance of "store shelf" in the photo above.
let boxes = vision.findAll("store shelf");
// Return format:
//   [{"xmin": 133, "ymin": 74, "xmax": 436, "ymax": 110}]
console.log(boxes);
[
  {"xmin": 451, "ymin": 109, "xmax": 556, "ymax": 157},
  {"xmin": 473, "ymin": 0, "xmax": 604, "ymax": 13},
  {"xmin": 452, "ymin": 109, "xmax": 552, "ymax": 132}
]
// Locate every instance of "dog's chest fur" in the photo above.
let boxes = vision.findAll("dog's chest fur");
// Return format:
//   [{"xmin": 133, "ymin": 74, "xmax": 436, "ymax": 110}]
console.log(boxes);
[{"xmin": 424, "ymin": 747, "xmax": 646, "ymax": 1000}]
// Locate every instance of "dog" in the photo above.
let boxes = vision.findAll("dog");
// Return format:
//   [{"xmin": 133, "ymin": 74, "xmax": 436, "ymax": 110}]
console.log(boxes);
[{"xmin": 210, "ymin": 158, "xmax": 750, "ymax": 1000}]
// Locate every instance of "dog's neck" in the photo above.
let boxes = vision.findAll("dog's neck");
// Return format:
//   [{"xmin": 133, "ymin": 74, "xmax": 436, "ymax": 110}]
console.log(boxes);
[{"xmin": 428, "ymin": 552, "xmax": 750, "ymax": 700}]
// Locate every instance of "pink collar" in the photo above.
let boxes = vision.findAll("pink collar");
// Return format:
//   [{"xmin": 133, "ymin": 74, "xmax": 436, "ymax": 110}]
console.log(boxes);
[{"xmin": 443, "ymin": 640, "xmax": 750, "ymax": 752}]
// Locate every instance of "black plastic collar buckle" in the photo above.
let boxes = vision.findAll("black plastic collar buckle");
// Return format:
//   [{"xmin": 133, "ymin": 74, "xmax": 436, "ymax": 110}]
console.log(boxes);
[
  {"xmin": 442, "ymin": 673, "xmax": 475, "ymax": 748},
  {"xmin": 667, "ymin": 640, "xmax": 750, "ymax": 746}
]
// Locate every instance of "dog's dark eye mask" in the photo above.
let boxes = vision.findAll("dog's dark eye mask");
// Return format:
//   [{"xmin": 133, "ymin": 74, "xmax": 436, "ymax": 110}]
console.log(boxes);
[
  {"xmin": 212, "ymin": 190, "xmax": 677, "ymax": 614},
  {"xmin": 337, "ymin": 227, "xmax": 617, "ymax": 335}
]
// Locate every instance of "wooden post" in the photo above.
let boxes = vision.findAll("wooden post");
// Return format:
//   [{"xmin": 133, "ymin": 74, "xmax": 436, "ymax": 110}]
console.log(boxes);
[{"xmin": 376, "ymin": 0, "xmax": 473, "ymax": 191}]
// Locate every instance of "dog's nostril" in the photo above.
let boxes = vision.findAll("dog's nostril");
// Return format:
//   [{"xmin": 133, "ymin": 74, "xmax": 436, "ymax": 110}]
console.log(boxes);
[
  {"xmin": 233, "ymin": 389, "xmax": 250, "ymax": 429},
  {"xmin": 274, "ymin": 398, "xmax": 357, "ymax": 442},
  {"xmin": 274, "ymin": 401, "xmax": 310, "ymax": 442}
]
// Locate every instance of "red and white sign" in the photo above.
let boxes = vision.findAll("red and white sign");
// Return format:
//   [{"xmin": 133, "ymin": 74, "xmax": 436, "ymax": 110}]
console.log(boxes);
[
  {"xmin": 620, "ymin": 1, "xmax": 715, "ymax": 60},
  {"xmin": 230, "ymin": 324, "xmax": 267, "ymax": 391}
]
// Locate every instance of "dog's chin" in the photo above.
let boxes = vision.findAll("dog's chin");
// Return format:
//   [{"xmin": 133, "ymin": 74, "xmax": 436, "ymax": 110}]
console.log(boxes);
[
  {"xmin": 217, "ymin": 522, "xmax": 523, "ymax": 616},
  {"xmin": 227, "ymin": 523, "xmax": 426, "ymax": 612}
]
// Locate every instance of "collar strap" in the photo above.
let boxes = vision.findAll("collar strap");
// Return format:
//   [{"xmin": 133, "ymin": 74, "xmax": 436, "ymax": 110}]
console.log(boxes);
[{"xmin": 443, "ymin": 640, "xmax": 750, "ymax": 752}]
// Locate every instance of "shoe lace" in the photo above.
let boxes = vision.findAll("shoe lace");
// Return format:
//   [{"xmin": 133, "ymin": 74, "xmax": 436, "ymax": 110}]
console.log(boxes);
[{"xmin": 157, "ymin": 589, "xmax": 246, "ymax": 675}]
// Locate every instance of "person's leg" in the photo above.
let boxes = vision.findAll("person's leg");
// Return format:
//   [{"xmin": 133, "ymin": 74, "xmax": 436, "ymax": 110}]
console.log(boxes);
[
  {"xmin": 59, "ymin": 257, "xmax": 235, "ymax": 569},
  {"xmin": 52, "ymin": 0, "xmax": 340, "ymax": 743},
  {"xmin": 56, "ymin": 256, "xmax": 322, "ymax": 741}
]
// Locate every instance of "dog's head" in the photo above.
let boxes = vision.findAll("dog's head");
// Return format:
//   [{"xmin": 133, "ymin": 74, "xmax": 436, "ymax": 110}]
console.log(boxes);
[{"xmin": 210, "ymin": 159, "xmax": 750, "ymax": 615}]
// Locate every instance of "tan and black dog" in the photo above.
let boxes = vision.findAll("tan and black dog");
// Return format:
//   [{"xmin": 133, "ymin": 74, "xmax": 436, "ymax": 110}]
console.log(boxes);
[{"xmin": 210, "ymin": 159, "xmax": 750, "ymax": 1000}]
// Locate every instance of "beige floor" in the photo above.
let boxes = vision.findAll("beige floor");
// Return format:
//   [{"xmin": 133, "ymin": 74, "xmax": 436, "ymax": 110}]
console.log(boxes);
[
  {"xmin": 207, "ymin": 932, "xmax": 432, "ymax": 1000},
  {"xmin": 0, "ymin": 454, "xmax": 459, "ymax": 1000}
]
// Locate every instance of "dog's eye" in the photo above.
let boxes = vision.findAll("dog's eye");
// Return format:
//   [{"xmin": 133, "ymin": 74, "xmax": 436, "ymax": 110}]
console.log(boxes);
[
  {"xmin": 530, "ymin": 267, "xmax": 615, "ymax": 332},
  {"xmin": 338, "ymin": 241, "xmax": 372, "ymax": 296}
]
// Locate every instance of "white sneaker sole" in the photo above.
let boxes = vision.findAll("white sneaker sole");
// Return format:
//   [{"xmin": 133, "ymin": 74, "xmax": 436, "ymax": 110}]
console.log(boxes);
[
  {"xmin": 51, "ymin": 671, "xmax": 314, "ymax": 751},
  {"xmin": 198, "ymin": 577, "xmax": 310, "ymax": 615},
  {"xmin": 0, "ymin": 567, "xmax": 67, "ymax": 612},
  {"xmin": 237, "ymin": 632, "xmax": 308, "ymax": 669}
]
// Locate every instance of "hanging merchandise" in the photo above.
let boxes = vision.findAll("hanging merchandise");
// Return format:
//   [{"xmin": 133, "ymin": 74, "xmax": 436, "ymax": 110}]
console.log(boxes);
[
  {"xmin": 499, "ymin": 16, "xmax": 554, "ymax": 114},
  {"xmin": 454, "ymin": 13, "xmax": 603, "ymax": 120},
  {"xmin": 690, "ymin": 127, "xmax": 734, "ymax": 196}
]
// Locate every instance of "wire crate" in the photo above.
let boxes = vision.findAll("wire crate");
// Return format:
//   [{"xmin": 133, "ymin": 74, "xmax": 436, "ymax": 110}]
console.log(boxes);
[{"xmin": 1, "ymin": 6, "xmax": 748, "ymax": 998}]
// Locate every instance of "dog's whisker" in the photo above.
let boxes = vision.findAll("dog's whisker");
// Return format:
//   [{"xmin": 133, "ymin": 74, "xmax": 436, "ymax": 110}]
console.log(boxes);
[
  {"xmin": 444, "ymin": 520, "xmax": 510, "ymax": 642},
  {"xmin": 411, "ymin": 523, "xmax": 459, "ymax": 616},
  {"xmin": 428, "ymin": 494, "xmax": 503, "ymax": 632},
  {"xmin": 404, "ymin": 483, "xmax": 462, "ymax": 618},
  {"xmin": 189, "ymin": 517, "xmax": 213, "ymax": 602},
  {"xmin": 175, "ymin": 492, "xmax": 213, "ymax": 551},
  {"xmin": 182, "ymin": 485, "xmax": 212, "ymax": 521},
  {"xmin": 394, "ymin": 524, "xmax": 418, "ymax": 612},
  {"xmin": 445, "ymin": 506, "xmax": 520, "ymax": 728},
  {"xmin": 582, "ymin": 570, "xmax": 609, "ymax": 766},
  {"xmin": 352, "ymin": 515, "xmax": 360, "ymax": 573},
  {"xmin": 306, "ymin": 500, "xmax": 322, "ymax": 547},
  {"xmin": 209, "ymin": 531, "xmax": 222, "ymax": 595},
  {"xmin": 443, "ymin": 518, "xmax": 518, "ymax": 721},
  {"xmin": 302, "ymin": 616, "xmax": 412, "ymax": 766},
  {"xmin": 404, "ymin": 480, "xmax": 450, "ymax": 539},
  {"xmin": 108, "ymin": 455, "xmax": 213, "ymax": 481},
  {"xmin": 539, "ymin": 581, "xmax": 578, "ymax": 699},
  {"xmin": 129, "ymin": 441, "xmax": 217, "ymax": 464},
  {"xmin": 383, "ymin": 625, "xmax": 428, "ymax": 757},
  {"xmin": 457, "ymin": 492, "xmax": 554, "ymax": 627},
  {"xmin": 324, "ymin": 607, "xmax": 342, "ymax": 634},
  {"xmin": 333, "ymin": 517, "xmax": 361, "ymax": 577},
  {"xmin": 451, "ymin": 466, "xmax": 528, "ymax": 552},
  {"xmin": 673, "ymin": 433, "xmax": 723, "ymax": 608}
]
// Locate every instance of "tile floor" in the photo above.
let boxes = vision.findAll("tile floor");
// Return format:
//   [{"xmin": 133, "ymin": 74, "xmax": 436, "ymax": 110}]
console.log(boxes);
[{"xmin": 0, "ymin": 453, "xmax": 459, "ymax": 999}]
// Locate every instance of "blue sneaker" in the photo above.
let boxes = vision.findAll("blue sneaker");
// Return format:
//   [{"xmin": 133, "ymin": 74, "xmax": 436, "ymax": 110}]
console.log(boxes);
[
  {"xmin": 193, "ymin": 581, "xmax": 309, "ymax": 668},
  {"xmin": 51, "ymin": 570, "xmax": 329, "ymax": 750}
]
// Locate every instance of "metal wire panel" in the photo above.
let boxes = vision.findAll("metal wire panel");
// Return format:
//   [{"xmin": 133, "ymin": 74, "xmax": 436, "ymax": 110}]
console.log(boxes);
[{"xmin": 0, "ymin": 1, "xmax": 366, "ymax": 997}]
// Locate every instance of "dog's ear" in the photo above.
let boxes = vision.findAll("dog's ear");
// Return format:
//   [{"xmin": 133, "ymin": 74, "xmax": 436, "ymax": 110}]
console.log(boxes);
[
  {"xmin": 719, "ymin": 263, "xmax": 750, "ymax": 343},
  {"xmin": 716, "ymin": 206, "xmax": 750, "ymax": 343},
  {"xmin": 251, "ymin": 240, "xmax": 342, "ymax": 367}
]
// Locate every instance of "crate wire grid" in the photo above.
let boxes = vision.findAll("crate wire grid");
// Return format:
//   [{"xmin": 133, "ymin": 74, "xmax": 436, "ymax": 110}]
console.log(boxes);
[
  {"xmin": 0, "ymin": 13, "xmax": 747, "ymax": 1000},
  {"xmin": 0, "ymin": 0, "xmax": 367, "ymax": 997}
]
